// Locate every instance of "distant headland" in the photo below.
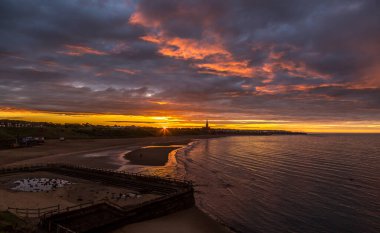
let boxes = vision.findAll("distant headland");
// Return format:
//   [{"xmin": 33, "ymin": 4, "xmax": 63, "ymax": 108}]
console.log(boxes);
[{"xmin": 0, "ymin": 119, "xmax": 306, "ymax": 149}]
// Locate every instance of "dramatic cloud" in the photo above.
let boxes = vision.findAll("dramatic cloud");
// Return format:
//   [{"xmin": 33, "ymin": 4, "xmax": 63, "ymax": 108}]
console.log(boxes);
[{"xmin": 0, "ymin": 0, "xmax": 379, "ymax": 131}]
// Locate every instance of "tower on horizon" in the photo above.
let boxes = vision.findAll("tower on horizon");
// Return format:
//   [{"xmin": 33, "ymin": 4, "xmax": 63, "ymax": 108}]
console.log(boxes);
[{"xmin": 203, "ymin": 119, "xmax": 210, "ymax": 131}]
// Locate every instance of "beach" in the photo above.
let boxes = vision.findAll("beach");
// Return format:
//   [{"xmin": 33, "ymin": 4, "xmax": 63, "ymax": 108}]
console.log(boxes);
[
  {"xmin": 0, "ymin": 171, "xmax": 158, "ymax": 211},
  {"xmin": 0, "ymin": 135, "xmax": 231, "ymax": 233},
  {"xmin": 113, "ymin": 207, "xmax": 230, "ymax": 233},
  {"xmin": 0, "ymin": 136, "xmax": 203, "ymax": 167}
]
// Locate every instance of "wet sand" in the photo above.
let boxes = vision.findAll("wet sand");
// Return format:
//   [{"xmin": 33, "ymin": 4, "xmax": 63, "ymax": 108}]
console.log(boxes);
[
  {"xmin": 0, "ymin": 136, "xmax": 203, "ymax": 167},
  {"xmin": 124, "ymin": 146, "xmax": 182, "ymax": 166},
  {"xmin": 113, "ymin": 207, "xmax": 231, "ymax": 233}
]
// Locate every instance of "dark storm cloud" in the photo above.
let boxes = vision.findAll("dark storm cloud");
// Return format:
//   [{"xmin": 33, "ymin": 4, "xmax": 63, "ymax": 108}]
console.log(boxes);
[
  {"xmin": 0, "ymin": 0, "xmax": 379, "ymax": 123},
  {"xmin": 0, "ymin": 0, "xmax": 142, "ymax": 50}
]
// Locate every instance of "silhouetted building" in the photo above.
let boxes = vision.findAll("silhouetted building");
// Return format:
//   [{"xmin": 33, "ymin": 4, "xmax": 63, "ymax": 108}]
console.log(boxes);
[{"xmin": 202, "ymin": 120, "xmax": 211, "ymax": 132}]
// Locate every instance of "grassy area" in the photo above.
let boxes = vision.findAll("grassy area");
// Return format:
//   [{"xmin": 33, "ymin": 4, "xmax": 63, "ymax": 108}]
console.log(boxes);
[{"xmin": 0, "ymin": 211, "xmax": 34, "ymax": 233}]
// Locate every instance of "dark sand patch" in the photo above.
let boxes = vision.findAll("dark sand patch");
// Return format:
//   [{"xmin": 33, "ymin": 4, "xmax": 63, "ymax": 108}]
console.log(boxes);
[{"xmin": 124, "ymin": 146, "xmax": 182, "ymax": 166}]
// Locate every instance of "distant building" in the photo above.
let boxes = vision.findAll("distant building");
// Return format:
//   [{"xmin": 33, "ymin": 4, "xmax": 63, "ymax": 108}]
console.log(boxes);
[
  {"xmin": 0, "ymin": 121, "xmax": 42, "ymax": 128},
  {"xmin": 202, "ymin": 120, "xmax": 211, "ymax": 131}
]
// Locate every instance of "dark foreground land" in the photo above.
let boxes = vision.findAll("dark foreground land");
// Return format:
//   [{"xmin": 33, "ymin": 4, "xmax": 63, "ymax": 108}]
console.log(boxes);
[
  {"xmin": 0, "ymin": 164, "xmax": 195, "ymax": 233},
  {"xmin": 0, "ymin": 211, "xmax": 33, "ymax": 233},
  {"xmin": 0, "ymin": 136, "xmax": 232, "ymax": 233},
  {"xmin": 0, "ymin": 119, "xmax": 305, "ymax": 149}
]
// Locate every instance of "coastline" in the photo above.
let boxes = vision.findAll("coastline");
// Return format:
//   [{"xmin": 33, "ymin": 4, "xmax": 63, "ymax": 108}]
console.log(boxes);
[
  {"xmin": 175, "ymin": 139, "xmax": 238, "ymax": 233},
  {"xmin": 0, "ymin": 135, "xmax": 232, "ymax": 233},
  {"xmin": 0, "ymin": 135, "xmax": 215, "ymax": 167}
]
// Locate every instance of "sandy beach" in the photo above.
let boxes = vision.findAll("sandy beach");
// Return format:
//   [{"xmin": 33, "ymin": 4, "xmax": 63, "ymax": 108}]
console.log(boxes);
[
  {"xmin": 113, "ymin": 207, "xmax": 231, "ymax": 233},
  {"xmin": 0, "ymin": 136, "xmax": 203, "ymax": 168},
  {"xmin": 0, "ymin": 135, "xmax": 231, "ymax": 233},
  {"xmin": 0, "ymin": 172, "xmax": 158, "ymax": 211}
]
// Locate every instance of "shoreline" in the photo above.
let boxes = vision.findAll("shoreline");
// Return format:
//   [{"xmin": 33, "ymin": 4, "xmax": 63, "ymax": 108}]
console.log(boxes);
[
  {"xmin": 112, "ymin": 206, "xmax": 232, "ymax": 233},
  {"xmin": 174, "ymin": 140, "xmax": 238, "ymax": 233},
  {"xmin": 0, "ymin": 135, "xmax": 217, "ymax": 167},
  {"xmin": 0, "ymin": 135, "xmax": 233, "ymax": 233}
]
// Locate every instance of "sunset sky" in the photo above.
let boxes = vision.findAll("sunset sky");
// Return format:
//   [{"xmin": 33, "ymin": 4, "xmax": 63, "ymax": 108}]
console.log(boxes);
[{"xmin": 1, "ymin": 0, "xmax": 379, "ymax": 132}]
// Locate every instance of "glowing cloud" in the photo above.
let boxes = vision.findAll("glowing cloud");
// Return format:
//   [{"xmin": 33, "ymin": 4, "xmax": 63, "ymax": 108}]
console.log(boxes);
[
  {"xmin": 58, "ymin": 45, "xmax": 108, "ymax": 56},
  {"xmin": 197, "ymin": 60, "xmax": 254, "ymax": 78},
  {"xmin": 140, "ymin": 35, "xmax": 253, "ymax": 77},
  {"xmin": 133, "ymin": 7, "xmax": 254, "ymax": 78},
  {"xmin": 141, "ymin": 35, "xmax": 231, "ymax": 60},
  {"xmin": 114, "ymin": 68, "xmax": 138, "ymax": 75}
]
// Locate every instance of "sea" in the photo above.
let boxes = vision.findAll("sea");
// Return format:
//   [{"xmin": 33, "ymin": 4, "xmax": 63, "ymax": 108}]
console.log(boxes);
[
  {"xmin": 172, "ymin": 134, "xmax": 380, "ymax": 233},
  {"xmin": 113, "ymin": 134, "xmax": 380, "ymax": 232}
]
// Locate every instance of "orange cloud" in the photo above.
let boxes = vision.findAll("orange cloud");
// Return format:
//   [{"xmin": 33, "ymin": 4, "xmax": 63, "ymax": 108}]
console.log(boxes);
[
  {"xmin": 255, "ymin": 83, "xmax": 345, "ymax": 95},
  {"xmin": 280, "ymin": 61, "xmax": 330, "ymax": 80},
  {"xmin": 241, "ymin": 84, "xmax": 252, "ymax": 89},
  {"xmin": 255, "ymin": 85, "xmax": 288, "ymax": 95},
  {"xmin": 141, "ymin": 35, "xmax": 230, "ymax": 60},
  {"xmin": 130, "ymin": 8, "xmax": 257, "ymax": 78},
  {"xmin": 251, "ymin": 43, "xmax": 331, "ymax": 83},
  {"xmin": 131, "ymin": 10, "xmax": 330, "ymax": 81},
  {"xmin": 158, "ymin": 37, "xmax": 230, "ymax": 60},
  {"xmin": 58, "ymin": 45, "xmax": 108, "ymax": 56},
  {"xmin": 141, "ymin": 35, "xmax": 254, "ymax": 78},
  {"xmin": 257, "ymin": 60, "xmax": 331, "ymax": 84},
  {"xmin": 129, "ymin": 11, "xmax": 161, "ymax": 28},
  {"xmin": 149, "ymin": 101, "xmax": 170, "ymax": 105},
  {"xmin": 140, "ymin": 35, "xmax": 161, "ymax": 44},
  {"xmin": 197, "ymin": 60, "xmax": 254, "ymax": 78},
  {"xmin": 114, "ymin": 68, "xmax": 138, "ymax": 75}
]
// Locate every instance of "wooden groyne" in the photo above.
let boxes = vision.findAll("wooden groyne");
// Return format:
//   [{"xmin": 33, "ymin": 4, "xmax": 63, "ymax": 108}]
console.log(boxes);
[{"xmin": 0, "ymin": 163, "xmax": 195, "ymax": 233}]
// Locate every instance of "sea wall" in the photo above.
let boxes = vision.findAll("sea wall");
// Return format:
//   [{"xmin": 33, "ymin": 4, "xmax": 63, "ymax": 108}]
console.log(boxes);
[{"xmin": 0, "ymin": 163, "xmax": 195, "ymax": 233}]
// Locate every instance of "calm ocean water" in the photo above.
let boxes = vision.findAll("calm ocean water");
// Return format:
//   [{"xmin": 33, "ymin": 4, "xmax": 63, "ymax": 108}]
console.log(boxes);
[{"xmin": 176, "ymin": 134, "xmax": 380, "ymax": 233}]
